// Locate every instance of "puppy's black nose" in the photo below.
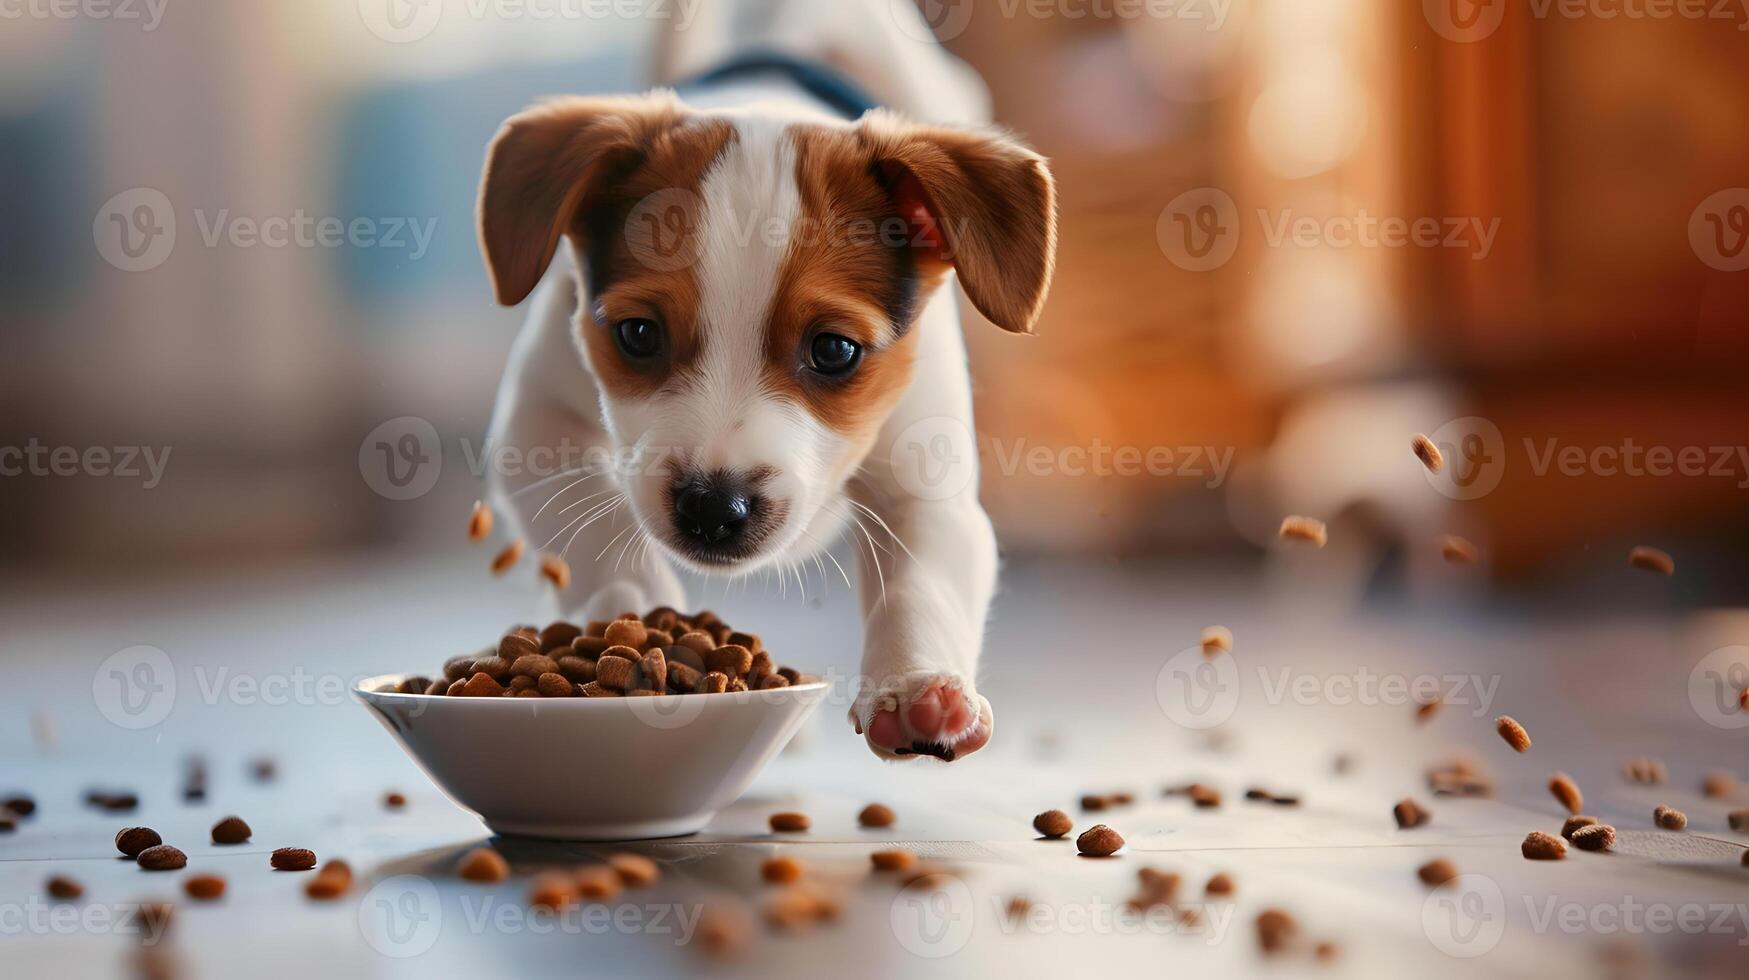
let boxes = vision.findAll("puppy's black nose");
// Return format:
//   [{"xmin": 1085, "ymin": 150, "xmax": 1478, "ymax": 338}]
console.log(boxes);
[{"xmin": 673, "ymin": 479, "xmax": 752, "ymax": 547}]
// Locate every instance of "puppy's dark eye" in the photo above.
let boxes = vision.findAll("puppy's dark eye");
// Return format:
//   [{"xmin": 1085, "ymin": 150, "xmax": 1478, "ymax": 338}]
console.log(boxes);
[
  {"xmin": 808, "ymin": 333, "xmax": 862, "ymax": 376},
  {"xmin": 614, "ymin": 318, "xmax": 663, "ymax": 359}
]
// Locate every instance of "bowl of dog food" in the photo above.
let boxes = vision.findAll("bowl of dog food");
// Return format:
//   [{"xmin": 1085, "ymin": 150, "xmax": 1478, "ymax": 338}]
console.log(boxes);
[{"xmin": 355, "ymin": 608, "xmax": 828, "ymax": 840}]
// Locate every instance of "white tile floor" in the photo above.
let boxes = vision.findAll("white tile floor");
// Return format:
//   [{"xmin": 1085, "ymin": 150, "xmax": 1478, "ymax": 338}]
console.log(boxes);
[{"xmin": 2, "ymin": 554, "xmax": 1747, "ymax": 978}]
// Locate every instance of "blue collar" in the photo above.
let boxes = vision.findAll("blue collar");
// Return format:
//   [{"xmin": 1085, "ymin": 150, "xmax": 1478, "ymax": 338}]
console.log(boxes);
[{"xmin": 679, "ymin": 51, "xmax": 881, "ymax": 121}]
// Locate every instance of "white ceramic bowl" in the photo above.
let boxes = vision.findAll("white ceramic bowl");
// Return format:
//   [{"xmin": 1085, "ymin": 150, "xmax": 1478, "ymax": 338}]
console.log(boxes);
[{"xmin": 355, "ymin": 673, "xmax": 828, "ymax": 840}]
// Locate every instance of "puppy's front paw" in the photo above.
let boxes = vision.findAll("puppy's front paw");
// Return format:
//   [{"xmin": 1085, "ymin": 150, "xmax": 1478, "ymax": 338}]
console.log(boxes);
[{"xmin": 850, "ymin": 672, "xmax": 993, "ymax": 762}]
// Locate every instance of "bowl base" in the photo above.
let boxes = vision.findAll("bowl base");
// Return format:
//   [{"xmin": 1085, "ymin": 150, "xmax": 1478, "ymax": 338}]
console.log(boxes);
[{"xmin": 484, "ymin": 813, "xmax": 714, "ymax": 841}]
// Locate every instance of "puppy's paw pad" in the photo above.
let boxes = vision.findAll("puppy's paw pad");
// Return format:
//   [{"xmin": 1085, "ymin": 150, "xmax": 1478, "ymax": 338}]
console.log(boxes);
[{"xmin": 855, "ymin": 673, "xmax": 992, "ymax": 762}]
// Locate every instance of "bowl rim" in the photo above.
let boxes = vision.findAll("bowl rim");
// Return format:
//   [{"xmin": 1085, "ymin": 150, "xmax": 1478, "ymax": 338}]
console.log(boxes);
[{"xmin": 352, "ymin": 672, "xmax": 831, "ymax": 705}]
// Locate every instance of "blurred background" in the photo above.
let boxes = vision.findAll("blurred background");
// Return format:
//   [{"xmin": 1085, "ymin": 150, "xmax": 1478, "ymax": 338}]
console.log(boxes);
[{"xmin": 3, "ymin": 0, "xmax": 1749, "ymax": 607}]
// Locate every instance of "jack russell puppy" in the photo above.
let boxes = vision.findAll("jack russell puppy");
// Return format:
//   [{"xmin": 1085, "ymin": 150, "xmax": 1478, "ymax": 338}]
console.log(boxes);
[{"xmin": 475, "ymin": 0, "xmax": 1056, "ymax": 761}]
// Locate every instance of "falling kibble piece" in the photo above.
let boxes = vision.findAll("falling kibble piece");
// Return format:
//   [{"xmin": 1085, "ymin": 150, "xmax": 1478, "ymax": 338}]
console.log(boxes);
[
  {"xmin": 761, "ymin": 856, "xmax": 804, "ymax": 884},
  {"xmin": 1570, "ymin": 824, "xmax": 1616, "ymax": 852},
  {"xmin": 184, "ymin": 874, "xmax": 226, "ymax": 901},
  {"xmin": 693, "ymin": 901, "xmax": 752, "ymax": 959},
  {"xmin": 1412, "ymin": 434, "xmax": 1444, "ymax": 473},
  {"xmin": 1415, "ymin": 697, "xmax": 1441, "ymax": 724},
  {"xmin": 1417, "ymin": 858, "xmax": 1458, "ymax": 887},
  {"xmin": 1205, "ymin": 872, "xmax": 1235, "ymax": 896},
  {"xmin": 1561, "ymin": 815, "xmax": 1599, "ymax": 840},
  {"xmin": 857, "ymin": 803, "xmax": 896, "ymax": 828},
  {"xmin": 1740, "ymin": 688, "xmax": 1748, "ymax": 712},
  {"xmin": 1623, "ymin": 757, "xmax": 1666, "ymax": 784},
  {"xmin": 1393, "ymin": 798, "xmax": 1431, "ymax": 829},
  {"xmin": 3, "ymin": 795, "xmax": 35, "ymax": 816},
  {"xmin": 870, "ymin": 849, "xmax": 917, "ymax": 872},
  {"xmin": 210, "ymin": 816, "xmax": 252, "ymax": 845},
  {"xmin": 539, "ymin": 554, "xmax": 571, "ymax": 591},
  {"xmin": 137, "ymin": 845, "xmax": 188, "ymax": 871},
  {"xmin": 1279, "ymin": 515, "xmax": 1328, "ymax": 547},
  {"xmin": 1439, "ymin": 535, "xmax": 1478, "ymax": 564},
  {"xmin": 1200, "ymin": 625, "xmax": 1232, "ymax": 657},
  {"xmin": 1314, "ymin": 941, "xmax": 1341, "ymax": 963},
  {"xmin": 1256, "ymin": 909, "xmax": 1298, "ymax": 954},
  {"xmin": 468, "ymin": 500, "xmax": 493, "ymax": 541},
  {"xmin": 1548, "ymin": 772, "xmax": 1583, "ymax": 814},
  {"xmin": 769, "ymin": 812, "xmax": 810, "ymax": 833},
  {"xmin": 1628, "ymin": 546, "xmax": 1674, "ymax": 576},
  {"xmin": 576, "ymin": 865, "xmax": 623, "ymax": 900},
  {"xmin": 116, "ymin": 827, "xmax": 162, "ymax": 858},
  {"xmin": 1081, "ymin": 794, "xmax": 1110, "ymax": 812},
  {"xmin": 1729, "ymin": 810, "xmax": 1749, "ymax": 832},
  {"xmin": 1189, "ymin": 785, "xmax": 1222, "ymax": 808},
  {"xmin": 1522, "ymin": 831, "xmax": 1566, "ymax": 860},
  {"xmin": 608, "ymin": 853, "xmax": 660, "ymax": 888},
  {"xmin": 1075, "ymin": 824, "xmax": 1124, "ymax": 857},
  {"xmin": 491, "ymin": 539, "xmax": 526, "ymax": 575},
  {"xmin": 1702, "ymin": 771, "xmax": 1737, "ymax": 799},
  {"xmin": 46, "ymin": 876, "xmax": 83, "ymax": 900},
  {"xmin": 271, "ymin": 847, "xmax": 318, "ymax": 871},
  {"xmin": 384, "ymin": 792, "xmax": 406, "ymax": 810},
  {"xmin": 458, "ymin": 847, "xmax": 509, "ymax": 882},
  {"xmin": 1496, "ymin": 715, "xmax": 1532, "ymax": 753},
  {"xmin": 527, "ymin": 873, "xmax": 578, "ymax": 912},
  {"xmin": 1653, "ymin": 805, "xmax": 1687, "ymax": 831}
]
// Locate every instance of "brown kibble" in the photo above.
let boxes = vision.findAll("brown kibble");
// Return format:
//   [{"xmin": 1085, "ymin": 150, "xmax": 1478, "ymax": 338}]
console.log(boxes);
[
  {"xmin": 271, "ymin": 847, "xmax": 317, "ymax": 871},
  {"xmin": 676, "ymin": 631, "xmax": 716, "ymax": 654},
  {"xmin": 1439, "ymin": 535, "xmax": 1479, "ymax": 564},
  {"xmin": 527, "ymin": 872, "xmax": 578, "ymax": 911},
  {"xmin": 1628, "ymin": 546, "xmax": 1674, "ymax": 576},
  {"xmin": 870, "ymin": 849, "xmax": 917, "ymax": 872},
  {"xmin": 459, "ymin": 671, "xmax": 505, "ymax": 698},
  {"xmin": 537, "ymin": 672, "xmax": 572, "ymax": 698},
  {"xmin": 639, "ymin": 648, "xmax": 668, "ymax": 691},
  {"xmin": 305, "ymin": 875, "xmax": 349, "ymax": 901},
  {"xmin": 510, "ymin": 653, "xmax": 559, "ymax": 679},
  {"xmin": 443, "ymin": 655, "xmax": 476, "ymax": 681},
  {"xmin": 1415, "ymin": 696, "xmax": 1441, "ymax": 724},
  {"xmin": 183, "ymin": 874, "xmax": 226, "ymax": 901},
  {"xmin": 1080, "ymin": 794, "xmax": 1109, "ymax": 812},
  {"xmin": 705, "ymin": 644, "xmax": 753, "ymax": 677},
  {"xmin": 1548, "ymin": 772, "xmax": 1583, "ymax": 814},
  {"xmin": 1076, "ymin": 824, "xmax": 1124, "ymax": 857},
  {"xmin": 761, "ymin": 856, "xmax": 804, "ymax": 884},
  {"xmin": 46, "ymin": 875, "xmax": 83, "ymax": 900},
  {"xmin": 116, "ymin": 826, "xmax": 162, "ymax": 857},
  {"xmin": 763, "ymin": 884, "xmax": 839, "ymax": 930},
  {"xmin": 858, "ymin": 803, "xmax": 896, "ymax": 828},
  {"xmin": 1005, "ymin": 896, "xmax": 1033, "ymax": 923},
  {"xmin": 1702, "ymin": 771, "xmax": 1736, "ymax": 799},
  {"xmin": 1561, "ymin": 815, "xmax": 1599, "ymax": 840},
  {"xmin": 1571, "ymin": 824, "xmax": 1616, "ymax": 852},
  {"xmin": 608, "ymin": 853, "xmax": 660, "ymax": 888},
  {"xmin": 1729, "ymin": 810, "xmax": 1749, "ymax": 831},
  {"xmin": 1417, "ymin": 858, "xmax": 1458, "ymax": 887},
  {"xmin": 467, "ymin": 500, "xmax": 493, "ymax": 540},
  {"xmin": 137, "ymin": 845, "xmax": 188, "ymax": 871},
  {"xmin": 491, "ymin": 539, "xmax": 525, "ymax": 574},
  {"xmin": 538, "ymin": 554, "xmax": 571, "ymax": 590},
  {"xmin": 556, "ymin": 655, "xmax": 597, "ymax": 684},
  {"xmin": 595, "ymin": 654, "xmax": 637, "ymax": 692},
  {"xmin": 1412, "ymin": 434, "xmax": 1443, "ymax": 473},
  {"xmin": 1654, "ymin": 805, "xmax": 1687, "ymax": 831},
  {"xmin": 579, "ymin": 681, "xmax": 619, "ymax": 697},
  {"xmin": 1205, "ymin": 872, "xmax": 1235, "ymax": 895},
  {"xmin": 769, "ymin": 811, "xmax": 810, "ymax": 832},
  {"xmin": 1257, "ymin": 908, "xmax": 1298, "ymax": 954},
  {"xmin": 384, "ymin": 792, "xmax": 407, "ymax": 810},
  {"xmin": 603, "ymin": 618, "xmax": 648, "ymax": 650},
  {"xmin": 1394, "ymin": 798, "xmax": 1430, "ymax": 829},
  {"xmin": 1279, "ymin": 515, "xmax": 1327, "ymax": 547},
  {"xmin": 499, "ymin": 631, "xmax": 540, "ymax": 661},
  {"xmin": 1496, "ymin": 715, "xmax": 1532, "ymax": 753},
  {"xmin": 1200, "ymin": 625, "xmax": 1232, "ymax": 657},
  {"xmin": 210, "ymin": 815, "xmax": 252, "ymax": 845},
  {"xmin": 1033, "ymin": 809, "xmax": 1072, "ymax": 838},
  {"xmin": 1740, "ymin": 687, "xmax": 1749, "ymax": 712},
  {"xmin": 1522, "ymin": 831, "xmax": 1566, "ymax": 860},
  {"xmin": 667, "ymin": 662, "xmax": 702, "ymax": 691},
  {"xmin": 1189, "ymin": 785, "xmax": 1222, "ymax": 808},
  {"xmin": 1314, "ymin": 940, "xmax": 1340, "ymax": 963},
  {"xmin": 458, "ymin": 847, "xmax": 509, "ymax": 882},
  {"xmin": 1623, "ymin": 757, "xmax": 1667, "ymax": 784},
  {"xmin": 539, "ymin": 621, "xmax": 582, "ymax": 651},
  {"xmin": 576, "ymin": 865, "xmax": 622, "ymax": 899},
  {"xmin": 694, "ymin": 901, "xmax": 752, "ymax": 958},
  {"xmin": 1127, "ymin": 868, "xmax": 1181, "ymax": 910},
  {"xmin": 699, "ymin": 671, "xmax": 730, "ymax": 694}
]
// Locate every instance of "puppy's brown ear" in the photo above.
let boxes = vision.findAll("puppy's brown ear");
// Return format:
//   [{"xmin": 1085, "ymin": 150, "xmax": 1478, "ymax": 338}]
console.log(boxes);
[
  {"xmin": 477, "ymin": 92, "xmax": 687, "ymax": 306},
  {"xmin": 858, "ymin": 111, "xmax": 1057, "ymax": 334}
]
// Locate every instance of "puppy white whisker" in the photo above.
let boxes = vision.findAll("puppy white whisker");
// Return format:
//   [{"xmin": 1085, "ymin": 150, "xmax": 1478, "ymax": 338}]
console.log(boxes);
[
  {"xmin": 527, "ymin": 469, "xmax": 607, "ymax": 523},
  {"xmin": 541, "ymin": 493, "xmax": 622, "ymax": 553},
  {"xmin": 557, "ymin": 495, "xmax": 624, "ymax": 558},
  {"xmin": 505, "ymin": 463, "xmax": 602, "ymax": 501}
]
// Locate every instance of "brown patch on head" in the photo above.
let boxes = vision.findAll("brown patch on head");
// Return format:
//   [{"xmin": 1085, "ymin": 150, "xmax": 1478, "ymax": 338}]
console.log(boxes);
[{"xmin": 475, "ymin": 91, "xmax": 733, "ymax": 399}]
